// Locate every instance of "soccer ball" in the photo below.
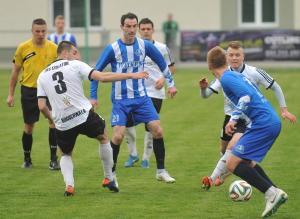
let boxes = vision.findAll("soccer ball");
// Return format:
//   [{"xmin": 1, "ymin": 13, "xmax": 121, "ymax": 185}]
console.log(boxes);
[{"xmin": 229, "ymin": 180, "xmax": 252, "ymax": 201}]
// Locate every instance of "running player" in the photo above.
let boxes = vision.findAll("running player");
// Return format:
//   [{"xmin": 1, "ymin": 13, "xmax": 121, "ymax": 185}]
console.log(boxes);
[{"xmin": 37, "ymin": 41, "xmax": 148, "ymax": 195}]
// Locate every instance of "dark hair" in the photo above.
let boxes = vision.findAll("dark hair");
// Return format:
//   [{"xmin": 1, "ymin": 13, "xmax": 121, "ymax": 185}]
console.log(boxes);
[
  {"xmin": 139, "ymin": 18, "xmax": 154, "ymax": 28},
  {"xmin": 120, "ymin": 12, "xmax": 138, "ymax": 26},
  {"xmin": 32, "ymin": 18, "xmax": 47, "ymax": 26},
  {"xmin": 228, "ymin": 41, "xmax": 242, "ymax": 50},
  {"xmin": 57, "ymin": 41, "xmax": 75, "ymax": 55},
  {"xmin": 207, "ymin": 46, "xmax": 227, "ymax": 70}
]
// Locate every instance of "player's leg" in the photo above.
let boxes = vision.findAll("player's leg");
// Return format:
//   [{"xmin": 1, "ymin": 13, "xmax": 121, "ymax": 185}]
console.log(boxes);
[
  {"xmin": 134, "ymin": 96, "xmax": 175, "ymax": 183},
  {"xmin": 82, "ymin": 110, "xmax": 118, "ymax": 192},
  {"xmin": 202, "ymin": 115, "xmax": 231, "ymax": 189},
  {"xmin": 20, "ymin": 86, "xmax": 39, "ymax": 168},
  {"xmin": 142, "ymin": 98, "xmax": 162, "ymax": 168},
  {"xmin": 56, "ymin": 128, "xmax": 77, "ymax": 196},
  {"xmin": 228, "ymin": 124, "xmax": 287, "ymax": 217},
  {"xmin": 124, "ymin": 114, "xmax": 139, "ymax": 167},
  {"xmin": 110, "ymin": 101, "xmax": 129, "ymax": 173},
  {"xmin": 47, "ymin": 100, "xmax": 59, "ymax": 170},
  {"xmin": 22, "ymin": 123, "xmax": 34, "ymax": 168}
]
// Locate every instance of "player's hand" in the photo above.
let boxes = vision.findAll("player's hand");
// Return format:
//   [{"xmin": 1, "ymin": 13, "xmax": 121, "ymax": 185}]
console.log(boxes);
[
  {"xmin": 225, "ymin": 121, "xmax": 237, "ymax": 136},
  {"xmin": 281, "ymin": 108, "xmax": 297, "ymax": 123},
  {"xmin": 90, "ymin": 99, "xmax": 99, "ymax": 109},
  {"xmin": 131, "ymin": 71, "xmax": 149, "ymax": 79},
  {"xmin": 155, "ymin": 78, "xmax": 165, "ymax": 90},
  {"xmin": 167, "ymin": 86, "xmax": 177, "ymax": 98},
  {"xmin": 199, "ymin": 78, "xmax": 209, "ymax": 89},
  {"xmin": 6, "ymin": 95, "xmax": 14, "ymax": 107}
]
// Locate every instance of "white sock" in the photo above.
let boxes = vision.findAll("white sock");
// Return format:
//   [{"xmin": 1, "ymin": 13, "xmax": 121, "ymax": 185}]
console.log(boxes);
[
  {"xmin": 210, "ymin": 150, "xmax": 232, "ymax": 181},
  {"xmin": 60, "ymin": 155, "xmax": 74, "ymax": 188},
  {"xmin": 125, "ymin": 127, "xmax": 138, "ymax": 156},
  {"xmin": 143, "ymin": 131, "xmax": 153, "ymax": 161},
  {"xmin": 265, "ymin": 186, "xmax": 277, "ymax": 199},
  {"xmin": 99, "ymin": 142, "xmax": 114, "ymax": 181}
]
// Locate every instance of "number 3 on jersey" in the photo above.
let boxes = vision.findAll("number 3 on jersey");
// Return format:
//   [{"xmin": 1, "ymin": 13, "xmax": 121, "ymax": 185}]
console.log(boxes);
[{"xmin": 52, "ymin": 71, "xmax": 67, "ymax": 94}]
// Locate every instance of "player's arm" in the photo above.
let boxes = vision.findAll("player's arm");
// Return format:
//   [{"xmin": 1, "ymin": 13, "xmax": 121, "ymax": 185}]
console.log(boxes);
[
  {"xmin": 38, "ymin": 98, "xmax": 53, "ymax": 123},
  {"xmin": 155, "ymin": 47, "xmax": 176, "ymax": 90},
  {"xmin": 199, "ymin": 78, "xmax": 220, "ymax": 98},
  {"xmin": 90, "ymin": 45, "xmax": 114, "ymax": 107},
  {"xmin": 90, "ymin": 70, "xmax": 148, "ymax": 82},
  {"xmin": 7, "ymin": 63, "xmax": 22, "ymax": 107},
  {"xmin": 145, "ymin": 41, "xmax": 176, "ymax": 98},
  {"xmin": 256, "ymin": 68, "xmax": 297, "ymax": 123},
  {"xmin": 269, "ymin": 81, "xmax": 297, "ymax": 123}
]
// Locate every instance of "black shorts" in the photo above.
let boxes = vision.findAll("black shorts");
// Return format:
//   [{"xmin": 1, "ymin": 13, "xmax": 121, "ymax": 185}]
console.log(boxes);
[
  {"xmin": 220, "ymin": 115, "xmax": 247, "ymax": 141},
  {"xmin": 56, "ymin": 110, "xmax": 106, "ymax": 154},
  {"xmin": 126, "ymin": 97, "xmax": 163, "ymax": 129},
  {"xmin": 21, "ymin": 85, "xmax": 39, "ymax": 124}
]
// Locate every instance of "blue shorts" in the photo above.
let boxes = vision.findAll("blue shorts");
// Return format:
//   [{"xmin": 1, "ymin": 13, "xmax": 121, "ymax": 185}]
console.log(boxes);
[
  {"xmin": 111, "ymin": 96, "xmax": 159, "ymax": 127},
  {"xmin": 232, "ymin": 123, "xmax": 281, "ymax": 162}
]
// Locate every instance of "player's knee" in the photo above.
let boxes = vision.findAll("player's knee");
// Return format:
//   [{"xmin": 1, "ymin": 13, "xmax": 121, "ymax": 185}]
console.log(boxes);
[
  {"xmin": 151, "ymin": 126, "xmax": 163, "ymax": 139},
  {"xmin": 112, "ymin": 132, "xmax": 124, "ymax": 145},
  {"xmin": 226, "ymin": 160, "xmax": 235, "ymax": 173}
]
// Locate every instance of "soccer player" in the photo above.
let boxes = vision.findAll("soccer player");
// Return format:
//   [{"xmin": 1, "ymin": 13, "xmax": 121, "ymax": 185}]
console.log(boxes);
[
  {"xmin": 124, "ymin": 17, "xmax": 176, "ymax": 169},
  {"xmin": 7, "ymin": 18, "xmax": 60, "ymax": 170},
  {"xmin": 48, "ymin": 15, "xmax": 77, "ymax": 47},
  {"xmin": 207, "ymin": 46, "xmax": 288, "ymax": 218},
  {"xmin": 200, "ymin": 41, "xmax": 297, "ymax": 189},
  {"xmin": 90, "ymin": 12, "xmax": 177, "ymax": 185},
  {"xmin": 37, "ymin": 41, "xmax": 148, "ymax": 195}
]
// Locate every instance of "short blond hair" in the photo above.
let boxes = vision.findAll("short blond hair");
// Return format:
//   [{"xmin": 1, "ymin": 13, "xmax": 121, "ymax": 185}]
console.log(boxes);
[
  {"xmin": 227, "ymin": 41, "xmax": 242, "ymax": 50},
  {"xmin": 207, "ymin": 46, "xmax": 227, "ymax": 70}
]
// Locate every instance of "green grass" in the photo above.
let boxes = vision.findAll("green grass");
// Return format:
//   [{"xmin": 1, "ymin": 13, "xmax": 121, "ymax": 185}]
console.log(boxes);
[{"xmin": 0, "ymin": 68, "xmax": 299, "ymax": 219}]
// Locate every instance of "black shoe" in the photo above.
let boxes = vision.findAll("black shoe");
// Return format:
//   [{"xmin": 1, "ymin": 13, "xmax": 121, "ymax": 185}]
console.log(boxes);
[
  {"xmin": 22, "ymin": 160, "xmax": 32, "ymax": 169},
  {"xmin": 49, "ymin": 160, "xmax": 60, "ymax": 170}
]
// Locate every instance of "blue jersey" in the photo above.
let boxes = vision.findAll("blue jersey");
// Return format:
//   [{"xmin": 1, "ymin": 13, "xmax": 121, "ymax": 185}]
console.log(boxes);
[
  {"xmin": 48, "ymin": 32, "xmax": 77, "ymax": 47},
  {"xmin": 220, "ymin": 70, "xmax": 280, "ymax": 128},
  {"xmin": 90, "ymin": 37, "xmax": 174, "ymax": 101}
]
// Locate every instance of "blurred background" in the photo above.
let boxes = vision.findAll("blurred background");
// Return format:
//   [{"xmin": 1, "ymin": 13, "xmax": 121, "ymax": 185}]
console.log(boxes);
[{"xmin": 0, "ymin": 0, "xmax": 299, "ymax": 67}]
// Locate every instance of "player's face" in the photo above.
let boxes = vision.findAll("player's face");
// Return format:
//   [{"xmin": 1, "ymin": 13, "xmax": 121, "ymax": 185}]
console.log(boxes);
[
  {"xmin": 226, "ymin": 47, "xmax": 244, "ymax": 69},
  {"xmin": 32, "ymin": 24, "xmax": 47, "ymax": 45},
  {"xmin": 139, "ymin": 23, "xmax": 154, "ymax": 40},
  {"xmin": 121, "ymin": 18, "xmax": 138, "ymax": 43},
  {"xmin": 55, "ymin": 19, "xmax": 65, "ymax": 33}
]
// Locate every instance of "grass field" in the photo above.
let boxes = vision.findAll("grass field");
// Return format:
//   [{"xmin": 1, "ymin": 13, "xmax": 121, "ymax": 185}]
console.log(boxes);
[{"xmin": 0, "ymin": 67, "xmax": 299, "ymax": 219}]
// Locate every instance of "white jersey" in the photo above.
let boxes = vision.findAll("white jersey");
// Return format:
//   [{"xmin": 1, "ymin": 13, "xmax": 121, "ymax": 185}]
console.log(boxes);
[
  {"xmin": 37, "ymin": 59, "xmax": 94, "ymax": 131},
  {"xmin": 144, "ymin": 41, "xmax": 174, "ymax": 99},
  {"xmin": 209, "ymin": 63, "xmax": 274, "ymax": 115}
]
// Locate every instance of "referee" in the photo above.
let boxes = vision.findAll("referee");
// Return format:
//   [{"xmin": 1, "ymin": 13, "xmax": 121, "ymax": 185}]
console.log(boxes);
[{"xmin": 7, "ymin": 18, "xmax": 60, "ymax": 170}]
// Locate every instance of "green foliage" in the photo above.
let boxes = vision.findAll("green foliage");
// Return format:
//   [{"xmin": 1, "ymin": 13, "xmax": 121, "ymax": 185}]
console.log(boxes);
[{"xmin": 0, "ymin": 68, "xmax": 299, "ymax": 219}]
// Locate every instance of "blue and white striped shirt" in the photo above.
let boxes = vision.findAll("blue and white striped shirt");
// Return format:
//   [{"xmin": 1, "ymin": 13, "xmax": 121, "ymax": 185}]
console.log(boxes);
[
  {"xmin": 90, "ymin": 37, "xmax": 174, "ymax": 101},
  {"xmin": 48, "ymin": 32, "xmax": 77, "ymax": 47}
]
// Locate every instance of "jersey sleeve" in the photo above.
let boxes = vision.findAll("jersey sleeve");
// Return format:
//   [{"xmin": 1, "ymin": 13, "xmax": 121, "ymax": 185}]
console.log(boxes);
[
  {"xmin": 209, "ymin": 79, "xmax": 222, "ymax": 93},
  {"xmin": 255, "ymin": 67, "xmax": 274, "ymax": 89},
  {"xmin": 37, "ymin": 76, "xmax": 47, "ymax": 98},
  {"xmin": 12, "ymin": 45, "xmax": 23, "ymax": 66},
  {"xmin": 164, "ymin": 46, "xmax": 174, "ymax": 66},
  {"xmin": 90, "ymin": 45, "xmax": 114, "ymax": 100},
  {"xmin": 76, "ymin": 60, "xmax": 94, "ymax": 80},
  {"xmin": 145, "ymin": 41, "xmax": 175, "ymax": 87}
]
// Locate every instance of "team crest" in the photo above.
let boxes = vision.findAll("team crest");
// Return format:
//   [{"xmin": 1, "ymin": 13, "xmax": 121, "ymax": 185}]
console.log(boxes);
[
  {"xmin": 235, "ymin": 144, "xmax": 245, "ymax": 154},
  {"xmin": 62, "ymin": 96, "xmax": 71, "ymax": 106},
  {"xmin": 135, "ymin": 49, "xmax": 143, "ymax": 57}
]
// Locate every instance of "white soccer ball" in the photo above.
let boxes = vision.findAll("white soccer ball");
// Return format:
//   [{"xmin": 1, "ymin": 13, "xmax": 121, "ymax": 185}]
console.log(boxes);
[{"xmin": 229, "ymin": 180, "xmax": 252, "ymax": 201}]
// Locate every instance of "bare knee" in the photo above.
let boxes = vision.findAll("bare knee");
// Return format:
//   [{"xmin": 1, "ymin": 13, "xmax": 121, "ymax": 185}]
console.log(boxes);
[
  {"xmin": 112, "ymin": 131, "xmax": 124, "ymax": 145},
  {"xmin": 24, "ymin": 123, "xmax": 34, "ymax": 134}
]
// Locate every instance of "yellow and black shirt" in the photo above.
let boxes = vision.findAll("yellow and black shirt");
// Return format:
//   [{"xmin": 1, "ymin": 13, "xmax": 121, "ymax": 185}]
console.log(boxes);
[{"xmin": 13, "ymin": 39, "xmax": 57, "ymax": 88}]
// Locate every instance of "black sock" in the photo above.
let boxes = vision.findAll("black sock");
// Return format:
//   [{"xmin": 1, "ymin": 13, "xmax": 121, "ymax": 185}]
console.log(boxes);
[
  {"xmin": 153, "ymin": 138, "xmax": 165, "ymax": 169},
  {"xmin": 254, "ymin": 164, "xmax": 276, "ymax": 187},
  {"xmin": 22, "ymin": 132, "xmax": 32, "ymax": 161},
  {"xmin": 233, "ymin": 162, "xmax": 271, "ymax": 193},
  {"xmin": 110, "ymin": 141, "xmax": 120, "ymax": 172},
  {"xmin": 49, "ymin": 128, "xmax": 58, "ymax": 161}
]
